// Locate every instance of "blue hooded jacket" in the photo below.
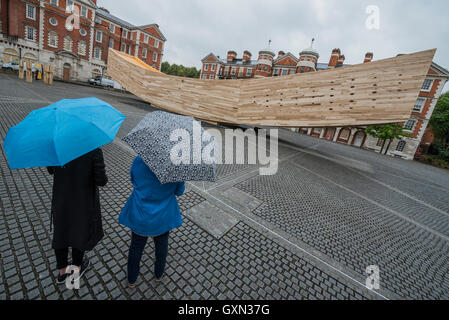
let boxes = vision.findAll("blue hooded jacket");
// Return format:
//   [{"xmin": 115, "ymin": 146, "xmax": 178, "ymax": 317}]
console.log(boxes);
[{"xmin": 118, "ymin": 156, "xmax": 185, "ymax": 237}]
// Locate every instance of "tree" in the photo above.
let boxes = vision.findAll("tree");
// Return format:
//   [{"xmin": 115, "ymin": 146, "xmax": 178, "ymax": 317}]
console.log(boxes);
[
  {"xmin": 429, "ymin": 91, "xmax": 449, "ymax": 149},
  {"xmin": 160, "ymin": 61, "xmax": 201, "ymax": 79},
  {"xmin": 366, "ymin": 123, "xmax": 411, "ymax": 154}
]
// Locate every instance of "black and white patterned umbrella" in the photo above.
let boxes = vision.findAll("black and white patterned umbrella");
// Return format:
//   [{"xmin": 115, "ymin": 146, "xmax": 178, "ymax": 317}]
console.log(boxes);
[{"xmin": 123, "ymin": 111, "xmax": 216, "ymax": 184}]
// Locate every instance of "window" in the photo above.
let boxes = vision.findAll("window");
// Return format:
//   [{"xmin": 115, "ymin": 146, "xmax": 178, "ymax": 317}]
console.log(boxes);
[
  {"xmin": 50, "ymin": 0, "xmax": 59, "ymax": 6},
  {"xmin": 26, "ymin": 4, "xmax": 36, "ymax": 20},
  {"xmin": 78, "ymin": 41, "xmax": 86, "ymax": 56},
  {"xmin": 142, "ymin": 48, "xmax": 147, "ymax": 58},
  {"xmin": 202, "ymin": 75, "xmax": 207, "ymax": 79},
  {"xmin": 421, "ymin": 79, "xmax": 433, "ymax": 92},
  {"xmin": 153, "ymin": 52, "xmax": 158, "ymax": 62},
  {"xmin": 49, "ymin": 17, "xmax": 58, "ymax": 26},
  {"xmin": 155, "ymin": 40, "xmax": 160, "ymax": 48},
  {"xmin": 48, "ymin": 31, "xmax": 58, "ymax": 47},
  {"xmin": 300, "ymin": 66, "xmax": 305, "ymax": 73},
  {"xmin": 81, "ymin": 6, "xmax": 88, "ymax": 18},
  {"xmin": 109, "ymin": 24, "xmax": 115, "ymax": 33},
  {"xmin": 144, "ymin": 35, "xmax": 149, "ymax": 43},
  {"xmin": 396, "ymin": 141, "xmax": 406, "ymax": 152},
  {"xmin": 231, "ymin": 67, "xmax": 236, "ymax": 75},
  {"xmin": 95, "ymin": 16, "xmax": 101, "ymax": 24},
  {"xmin": 204, "ymin": 64, "xmax": 208, "ymax": 71},
  {"xmin": 274, "ymin": 69, "xmax": 279, "ymax": 76},
  {"xmin": 121, "ymin": 43, "xmax": 126, "ymax": 52},
  {"xmin": 413, "ymin": 98, "xmax": 425, "ymax": 112},
  {"xmin": 95, "ymin": 30, "xmax": 102, "ymax": 42},
  {"xmin": 263, "ymin": 65, "xmax": 267, "ymax": 71},
  {"xmin": 282, "ymin": 69, "xmax": 288, "ymax": 76},
  {"xmin": 211, "ymin": 64, "xmax": 216, "ymax": 71},
  {"xmin": 246, "ymin": 68, "xmax": 252, "ymax": 76},
  {"xmin": 63, "ymin": 36, "xmax": 73, "ymax": 52},
  {"xmin": 404, "ymin": 120, "xmax": 415, "ymax": 131},
  {"xmin": 122, "ymin": 30, "xmax": 128, "ymax": 39},
  {"xmin": 25, "ymin": 26, "xmax": 35, "ymax": 41},
  {"xmin": 109, "ymin": 38, "xmax": 114, "ymax": 49},
  {"xmin": 94, "ymin": 47, "xmax": 102, "ymax": 59},
  {"xmin": 66, "ymin": 0, "xmax": 74, "ymax": 13},
  {"xmin": 79, "ymin": 29, "xmax": 87, "ymax": 36}
]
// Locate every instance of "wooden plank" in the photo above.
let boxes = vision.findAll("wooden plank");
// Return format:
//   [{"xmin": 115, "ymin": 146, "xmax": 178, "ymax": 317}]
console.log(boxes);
[{"xmin": 107, "ymin": 48, "xmax": 436, "ymax": 127}]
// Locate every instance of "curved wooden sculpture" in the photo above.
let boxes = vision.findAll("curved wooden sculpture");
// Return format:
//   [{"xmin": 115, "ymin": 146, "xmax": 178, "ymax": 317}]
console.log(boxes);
[{"xmin": 107, "ymin": 48, "xmax": 436, "ymax": 127}]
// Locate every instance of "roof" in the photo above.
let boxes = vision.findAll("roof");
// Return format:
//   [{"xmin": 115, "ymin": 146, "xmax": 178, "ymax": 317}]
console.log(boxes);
[
  {"xmin": 430, "ymin": 61, "xmax": 449, "ymax": 78},
  {"xmin": 96, "ymin": 9, "xmax": 135, "ymax": 29},
  {"xmin": 273, "ymin": 52, "xmax": 299, "ymax": 64},
  {"xmin": 96, "ymin": 10, "xmax": 167, "ymax": 41}
]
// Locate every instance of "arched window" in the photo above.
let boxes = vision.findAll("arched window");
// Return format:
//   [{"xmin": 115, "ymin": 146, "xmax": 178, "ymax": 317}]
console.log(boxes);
[
  {"xmin": 78, "ymin": 40, "xmax": 86, "ymax": 56},
  {"xmin": 63, "ymin": 36, "xmax": 73, "ymax": 52},
  {"xmin": 48, "ymin": 31, "xmax": 58, "ymax": 48}
]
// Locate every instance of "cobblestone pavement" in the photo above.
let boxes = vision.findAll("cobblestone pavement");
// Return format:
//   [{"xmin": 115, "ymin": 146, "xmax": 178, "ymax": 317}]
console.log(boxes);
[{"xmin": 1, "ymin": 73, "xmax": 448, "ymax": 300}]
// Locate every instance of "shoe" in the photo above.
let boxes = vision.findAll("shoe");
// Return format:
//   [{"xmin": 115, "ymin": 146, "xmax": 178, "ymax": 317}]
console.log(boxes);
[{"xmin": 56, "ymin": 272, "xmax": 69, "ymax": 284}]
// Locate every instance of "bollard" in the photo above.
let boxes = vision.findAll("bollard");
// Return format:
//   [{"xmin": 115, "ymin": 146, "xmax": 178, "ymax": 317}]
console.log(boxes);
[{"xmin": 19, "ymin": 60, "xmax": 25, "ymax": 80}]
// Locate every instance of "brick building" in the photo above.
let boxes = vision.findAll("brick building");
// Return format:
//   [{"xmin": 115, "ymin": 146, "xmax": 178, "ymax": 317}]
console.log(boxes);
[
  {"xmin": 200, "ymin": 43, "xmax": 449, "ymax": 160},
  {"xmin": 0, "ymin": 0, "xmax": 166, "ymax": 82}
]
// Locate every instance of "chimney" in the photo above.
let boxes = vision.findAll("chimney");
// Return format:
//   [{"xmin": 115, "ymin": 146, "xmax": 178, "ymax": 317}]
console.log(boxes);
[
  {"xmin": 328, "ymin": 48, "xmax": 340, "ymax": 68},
  {"xmin": 336, "ymin": 54, "xmax": 345, "ymax": 67},
  {"xmin": 277, "ymin": 51, "xmax": 285, "ymax": 59},
  {"xmin": 243, "ymin": 50, "xmax": 252, "ymax": 62},
  {"xmin": 364, "ymin": 52, "xmax": 373, "ymax": 63},
  {"xmin": 227, "ymin": 51, "xmax": 237, "ymax": 62}
]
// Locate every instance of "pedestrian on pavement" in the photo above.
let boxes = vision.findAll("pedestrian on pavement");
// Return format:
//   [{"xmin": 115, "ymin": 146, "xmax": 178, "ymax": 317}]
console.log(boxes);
[
  {"xmin": 47, "ymin": 148, "xmax": 108, "ymax": 284},
  {"xmin": 119, "ymin": 156, "xmax": 185, "ymax": 288}
]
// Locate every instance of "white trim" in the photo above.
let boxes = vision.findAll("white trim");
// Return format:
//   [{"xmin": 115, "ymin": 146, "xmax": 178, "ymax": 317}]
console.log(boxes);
[
  {"xmin": 26, "ymin": 4, "xmax": 36, "ymax": 21},
  {"xmin": 95, "ymin": 30, "xmax": 102, "ymax": 43},
  {"xmin": 421, "ymin": 79, "xmax": 433, "ymax": 92}
]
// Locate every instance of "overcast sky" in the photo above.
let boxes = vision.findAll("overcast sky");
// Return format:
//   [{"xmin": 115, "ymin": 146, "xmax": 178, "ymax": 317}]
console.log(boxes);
[{"xmin": 98, "ymin": 0, "xmax": 449, "ymax": 92}]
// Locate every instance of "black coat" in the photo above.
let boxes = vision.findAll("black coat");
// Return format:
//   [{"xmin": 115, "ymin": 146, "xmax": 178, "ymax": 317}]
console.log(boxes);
[{"xmin": 47, "ymin": 148, "xmax": 108, "ymax": 251}]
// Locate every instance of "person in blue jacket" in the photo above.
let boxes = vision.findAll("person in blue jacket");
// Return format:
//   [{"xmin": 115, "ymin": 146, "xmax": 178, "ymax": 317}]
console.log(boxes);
[{"xmin": 119, "ymin": 156, "xmax": 185, "ymax": 287}]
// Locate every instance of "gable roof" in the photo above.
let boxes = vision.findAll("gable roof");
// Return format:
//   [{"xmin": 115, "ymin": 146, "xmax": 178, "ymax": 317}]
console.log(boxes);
[
  {"xmin": 138, "ymin": 24, "xmax": 167, "ymax": 41},
  {"xmin": 201, "ymin": 53, "xmax": 221, "ymax": 63},
  {"xmin": 273, "ymin": 52, "xmax": 299, "ymax": 64},
  {"xmin": 430, "ymin": 61, "xmax": 449, "ymax": 78}
]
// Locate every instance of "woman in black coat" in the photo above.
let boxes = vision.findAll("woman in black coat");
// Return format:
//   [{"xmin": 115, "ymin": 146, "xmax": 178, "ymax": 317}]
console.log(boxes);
[{"xmin": 47, "ymin": 148, "xmax": 108, "ymax": 284}]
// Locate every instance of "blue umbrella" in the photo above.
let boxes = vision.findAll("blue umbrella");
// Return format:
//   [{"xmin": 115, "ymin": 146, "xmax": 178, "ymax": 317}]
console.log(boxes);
[{"xmin": 3, "ymin": 97, "xmax": 125, "ymax": 169}]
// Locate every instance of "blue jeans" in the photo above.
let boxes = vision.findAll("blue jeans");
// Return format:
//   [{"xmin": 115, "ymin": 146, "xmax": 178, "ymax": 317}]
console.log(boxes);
[{"xmin": 127, "ymin": 231, "xmax": 169, "ymax": 284}]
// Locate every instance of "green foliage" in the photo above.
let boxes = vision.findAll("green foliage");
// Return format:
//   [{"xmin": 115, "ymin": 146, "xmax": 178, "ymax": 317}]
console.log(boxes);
[
  {"xmin": 366, "ymin": 123, "xmax": 411, "ymax": 141},
  {"xmin": 429, "ymin": 91, "xmax": 449, "ymax": 147},
  {"xmin": 161, "ymin": 61, "xmax": 201, "ymax": 78},
  {"xmin": 366, "ymin": 123, "xmax": 411, "ymax": 154}
]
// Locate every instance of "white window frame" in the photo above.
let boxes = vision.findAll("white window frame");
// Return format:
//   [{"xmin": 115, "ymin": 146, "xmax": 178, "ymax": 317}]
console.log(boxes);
[
  {"xmin": 144, "ymin": 35, "xmax": 149, "ymax": 43},
  {"xmin": 48, "ymin": 31, "xmax": 58, "ymax": 48},
  {"xmin": 211, "ymin": 64, "xmax": 216, "ymax": 72},
  {"xmin": 404, "ymin": 120, "xmax": 415, "ymax": 131},
  {"xmin": 94, "ymin": 47, "xmax": 102, "ymax": 60},
  {"xmin": 25, "ymin": 26, "xmax": 36, "ymax": 41},
  {"xmin": 231, "ymin": 67, "xmax": 236, "ymax": 75},
  {"xmin": 121, "ymin": 43, "xmax": 126, "ymax": 52},
  {"xmin": 79, "ymin": 28, "xmax": 87, "ymax": 36},
  {"xmin": 142, "ymin": 48, "xmax": 147, "ymax": 58},
  {"xmin": 49, "ymin": 17, "xmax": 58, "ymax": 26},
  {"xmin": 26, "ymin": 4, "xmax": 36, "ymax": 20},
  {"xmin": 109, "ymin": 23, "xmax": 115, "ymax": 33},
  {"xmin": 282, "ymin": 69, "xmax": 288, "ymax": 76},
  {"xmin": 95, "ymin": 30, "xmax": 102, "ymax": 43},
  {"xmin": 80, "ymin": 6, "xmax": 88, "ymax": 18},
  {"xmin": 109, "ymin": 38, "xmax": 114, "ymax": 49},
  {"xmin": 78, "ymin": 41, "xmax": 86, "ymax": 56},
  {"xmin": 413, "ymin": 98, "xmax": 425, "ymax": 112},
  {"xmin": 153, "ymin": 52, "xmax": 157, "ymax": 62},
  {"xmin": 204, "ymin": 64, "xmax": 209, "ymax": 71},
  {"xmin": 66, "ymin": 0, "xmax": 74, "ymax": 13},
  {"xmin": 396, "ymin": 140, "xmax": 406, "ymax": 152},
  {"xmin": 246, "ymin": 68, "xmax": 252, "ymax": 76},
  {"xmin": 63, "ymin": 36, "xmax": 73, "ymax": 52},
  {"xmin": 122, "ymin": 30, "xmax": 128, "ymax": 39},
  {"xmin": 50, "ymin": 0, "xmax": 59, "ymax": 6},
  {"xmin": 421, "ymin": 79, "xmax": 433, "ymax": 92},
  {"xmin": 154, "ymin": 39, "xmax": 159, "ymax": 48}
]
